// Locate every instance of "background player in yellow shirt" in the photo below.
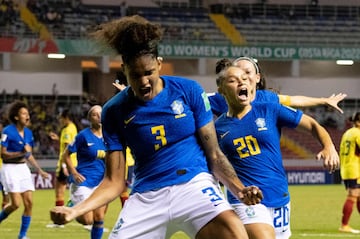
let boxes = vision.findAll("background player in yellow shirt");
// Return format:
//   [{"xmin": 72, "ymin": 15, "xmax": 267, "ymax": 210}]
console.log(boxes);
[
  {"xmin": 48, "ymin": 109, "xmax": 78, "ymax": 227},
  {"xmin": 339, "ymin": 112, "xmax": 360, "ymax": 234}
]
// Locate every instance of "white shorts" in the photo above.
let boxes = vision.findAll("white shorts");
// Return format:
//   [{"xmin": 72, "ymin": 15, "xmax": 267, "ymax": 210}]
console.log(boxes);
[
  {"xmin": 233, "ymin": 202, "xmax": 291, "ymax": 239},
  {"xmin": 109, "ymin": 172, "xmax": 233, "ymax": 239},
  {"xmin": 0, "ymin": 168, "xmax": 7, "ymax": 195},
  {"xmin": 0, "ymin": 163, "xmax": 35, "ymax": 193},
  {"xmin": 69, "ymin": 183, "xmax": 97, "ymax": 205}
]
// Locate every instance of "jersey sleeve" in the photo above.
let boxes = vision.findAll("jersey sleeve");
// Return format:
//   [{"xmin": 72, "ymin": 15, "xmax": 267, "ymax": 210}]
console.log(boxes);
[
  {"xmin": 61, "ymin": 127, "xmax": 75, "ymax": 145},
  {"xmin": 102, "ymin": 99, "xmax": 125, "ymax": 152},
  {"xmin": 0, "ymin": 127, "xmax": 10, "ymax": 148},
  {"xmin": 276, "ymin": 104, "xmax": 303, "ymax": 128},
  {"xmin": 207, "ymin": 92, "xmax": 228, "ymax": 117},
  {"xmin": 67, "ymin": 133, "xmax": 81, "ymax": 154},
  {"xmin": 25, "ymin": 128, "xmax": 35, "ymax": 148},
  {"xmin": 188, "ymin": 81, "xmax": 213, "ymax": 129}
]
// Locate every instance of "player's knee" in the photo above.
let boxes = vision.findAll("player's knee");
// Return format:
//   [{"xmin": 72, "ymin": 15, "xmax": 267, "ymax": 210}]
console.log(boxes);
[
  {"xmin": 197, "ymin": 211, "xmax": 245, "ymax": 238},
  {"xmin": 76, "ymin": 216, "xmax": 93, "ymax": 225},
  {"xmin": 8, "ymin": 202, "xmax": 21, "ymax": 211}
]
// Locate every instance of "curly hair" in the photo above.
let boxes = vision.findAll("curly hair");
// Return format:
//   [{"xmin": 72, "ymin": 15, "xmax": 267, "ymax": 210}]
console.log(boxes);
[
  {"xmin": 8, "ymin": 100, "xmax": 28, "ymax": 124},
  {"xmin": 91, "ymin": 15, "xmax": 163, "ymax": 64}
]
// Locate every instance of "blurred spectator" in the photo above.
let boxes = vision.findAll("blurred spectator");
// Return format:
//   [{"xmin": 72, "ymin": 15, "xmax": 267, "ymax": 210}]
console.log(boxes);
[{"xmin": 120, "ymin": 1, "xmax": 127, "ymax": 17}]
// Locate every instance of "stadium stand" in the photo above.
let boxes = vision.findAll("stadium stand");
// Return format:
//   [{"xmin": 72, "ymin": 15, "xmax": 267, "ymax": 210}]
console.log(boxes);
[
  {"xmin": 2, "ymin": 0, "xmax": 360, "ymax": 47},
  {"xmin": 227, "ymin": 3, "xmax": 360, "ymax": 47}
]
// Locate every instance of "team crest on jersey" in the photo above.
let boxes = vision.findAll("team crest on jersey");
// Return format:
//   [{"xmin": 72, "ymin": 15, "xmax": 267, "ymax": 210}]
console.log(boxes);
[
  {"xmin": 171, "ymin": 100, "xmax": 186, "ymax": 118},
  {"xmin": 255, "ymin": 118, "xmax": 267, "ymax": 131},
  {"xmin": 245, "ymin": 207, "xmax": 256, "ymax": 217},
  {"xmin": 112, "ymin": 218, "xmax": 124, "ymax": 234}
]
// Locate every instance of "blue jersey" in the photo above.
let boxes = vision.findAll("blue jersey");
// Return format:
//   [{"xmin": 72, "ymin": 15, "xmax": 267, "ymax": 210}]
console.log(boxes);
[
  {"xmin": 1, "ymin": 124, "xmax": 34, "ymax": 152},
  {"xmin": 208, "ymin": 90, "xmax": 279, "ymax": 117},
  {"xmin": 207, "ymin": 92, "xmax": 228, "ymax": 117},
  {"xmin": 102, "ymin": 75, "xmax": 213, "ymax": 194},
  {"xmin": 215, "ymin": 102, "xmax": 303, "ymax": 207},
  {"xmin": 67, "ymin": 128, "xmax": 106, "ymax": 187}
]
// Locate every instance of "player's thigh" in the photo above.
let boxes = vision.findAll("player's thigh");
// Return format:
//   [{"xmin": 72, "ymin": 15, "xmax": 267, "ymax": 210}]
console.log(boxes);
[
  {"xmin": 21, "ymin": 190, "xmax": 33, "ymax": 208},
  {"xmin": 169, "ymin": 172, "xmax": 235, "ymax": 237},
  {"xmin": 196, "ymin": 209, "xmax": 248, "ymax": 239},
  {"xmin": 109, "ymin": 189, "xmax": 170, "ymax": 239},
  {"xmin": 9, "ymin": 192, "xmax": 22, "ymax": 207},
  {"xmin": 245, "ymin": 223, "xmax": 275, "ymax": 239}
]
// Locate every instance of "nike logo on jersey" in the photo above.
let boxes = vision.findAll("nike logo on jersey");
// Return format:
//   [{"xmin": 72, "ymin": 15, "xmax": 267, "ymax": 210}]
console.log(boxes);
[
  {"xmin": 220, "ymin": 131, "xmax": 230, "ymax": 139},
  {"xmin": 87, "ymin": 143, "xmax": 94, "ymax": 146},
  {"xmin": 124, "ymin": 115, "xmax": 136, "ymax": 125}
]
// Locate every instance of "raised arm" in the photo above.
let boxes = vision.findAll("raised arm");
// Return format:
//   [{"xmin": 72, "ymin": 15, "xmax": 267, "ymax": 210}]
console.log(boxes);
[
  {"xmin": 296, "ymin": 114, "xmax": 340, "ymax": 173},
  {"xmin": 280, "ymin": 93, "xmax": 347, "ymax": 114},
  {"xmin": 50, "ymin": 150, "xmax": 126, "ymax": 224},
  {"xmin": 197, "ymin": 121, "xmax": 263, "ymax": 205}
]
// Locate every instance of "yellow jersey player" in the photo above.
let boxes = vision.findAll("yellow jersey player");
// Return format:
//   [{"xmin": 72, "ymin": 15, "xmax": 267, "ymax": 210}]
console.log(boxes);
[
  {"xmin": 47, "ymin": 109, "xmax": 77, "ymax": 228},
  {"xmin": 339, "ymin": 112, "xmax": 360, "ymax": 234}
]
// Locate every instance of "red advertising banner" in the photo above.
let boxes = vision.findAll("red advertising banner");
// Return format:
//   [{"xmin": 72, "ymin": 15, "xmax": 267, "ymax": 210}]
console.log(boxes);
[{"xmin": 0, "ymin": 37, "xmax": 58, "ymax": 53}]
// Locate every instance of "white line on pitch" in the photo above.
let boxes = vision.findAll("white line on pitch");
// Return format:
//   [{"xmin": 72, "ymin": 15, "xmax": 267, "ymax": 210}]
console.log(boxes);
[{"xmin": 299, "ymin": 233, "xmax": 359, "ymax": 237}]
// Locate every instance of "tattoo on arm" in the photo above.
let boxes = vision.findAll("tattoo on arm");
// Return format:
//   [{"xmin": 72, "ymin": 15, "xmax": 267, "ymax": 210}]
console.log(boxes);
[{"xmin": 214, "ymin": 156, "xmax": 237, "ymax": 179}]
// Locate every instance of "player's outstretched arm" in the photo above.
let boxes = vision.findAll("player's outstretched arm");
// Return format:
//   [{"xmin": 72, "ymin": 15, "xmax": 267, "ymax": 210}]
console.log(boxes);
[
  {"xmin": 281, "ymin": 92, "xmax": 347, "ymax": 114},
  {"xmin": 50, "ymin": 150, "xmax": 126, "ymax": 224}
]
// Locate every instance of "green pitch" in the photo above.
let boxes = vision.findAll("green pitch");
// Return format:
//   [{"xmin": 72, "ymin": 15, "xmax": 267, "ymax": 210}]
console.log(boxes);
[{"xmin": 1, "ymin": 185, "xmax": 359, "ymax": 239}]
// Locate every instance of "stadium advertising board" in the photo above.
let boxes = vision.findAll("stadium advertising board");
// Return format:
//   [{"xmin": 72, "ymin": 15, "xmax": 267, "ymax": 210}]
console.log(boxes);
[
  {"xmin": 286, "ymin": 170, "xmax": 334, "ymax": 185},
  {"xmin": 31, "ymin": 171, "xmax": 55, "ymax": 189},
  {"xmin": 30, "ymin": 169, "xmax": 334, "ymax": 189},
  {"xmin": 1, "ymin": 38, "xmax": 360, "ymax": 60}
]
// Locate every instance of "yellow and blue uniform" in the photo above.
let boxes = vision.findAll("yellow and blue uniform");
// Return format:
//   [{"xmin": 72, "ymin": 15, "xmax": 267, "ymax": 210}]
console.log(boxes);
[
  {"xmin": 215, "ymin": 102, "xmax": 302, "ymax": 207},
  {"xmin": 67, "ymin": 127, "xmax": 106, "ymax": 187},
  {"xmin": 55, "ymin": 122, "xmax": 77, "ymax": 177},
  {"xmin": 339, "ymin": 127, "xmax": 360, "ymax": 181},
  {"xmin": 102, "ymin": 75, "xmax": 213, "ymax": 194},
  {"xmin": 215, "ymin": 102, "xmax": 302, "ymax": 238}
]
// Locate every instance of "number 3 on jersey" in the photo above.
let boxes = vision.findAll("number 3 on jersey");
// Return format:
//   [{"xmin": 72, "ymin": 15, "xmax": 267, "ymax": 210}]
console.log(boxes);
[{"xmin": 151, "ymin": 125, "xmax": 167, "ymax": 151}]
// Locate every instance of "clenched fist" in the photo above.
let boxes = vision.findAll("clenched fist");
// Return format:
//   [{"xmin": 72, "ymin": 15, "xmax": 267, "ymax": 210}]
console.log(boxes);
[
  {"xmin": 238, "ymin": 186, "xmax": 263, "ymax": 205},
  {"xmin": 50, "ymin": 206, "xmax": 75, "ymax": 225}
]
